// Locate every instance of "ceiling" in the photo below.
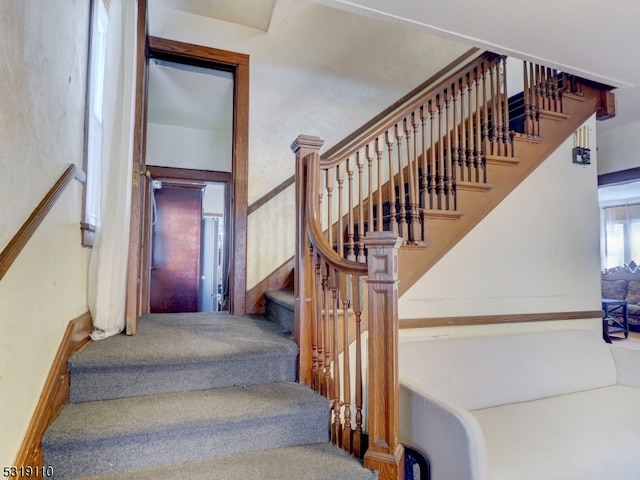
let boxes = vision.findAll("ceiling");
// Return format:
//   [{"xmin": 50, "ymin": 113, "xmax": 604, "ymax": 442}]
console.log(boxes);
[{"xmin": 148, "ymin": 0, "xmax": 640, "ymax": 137}]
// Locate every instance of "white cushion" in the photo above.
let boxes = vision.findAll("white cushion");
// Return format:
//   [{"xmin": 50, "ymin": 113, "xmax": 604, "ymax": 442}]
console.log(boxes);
[
  {"xmin": 399, "ymin": 330, "xmax": 617, "ymax": 410},
  {"xmin": 472, "ymin": 385, "xmax": 640, "ymax": 480}
]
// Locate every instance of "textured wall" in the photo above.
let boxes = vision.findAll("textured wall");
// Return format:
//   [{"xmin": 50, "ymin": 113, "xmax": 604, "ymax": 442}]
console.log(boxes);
[{"xmin": 0, "ymin": 1, "xmax": 90, "ymax": 465}]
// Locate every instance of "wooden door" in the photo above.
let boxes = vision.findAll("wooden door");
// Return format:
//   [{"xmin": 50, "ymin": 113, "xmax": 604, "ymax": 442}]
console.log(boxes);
[{"xmin": 150, "ymin": 185, "xmax": 203, "ymax": 313}]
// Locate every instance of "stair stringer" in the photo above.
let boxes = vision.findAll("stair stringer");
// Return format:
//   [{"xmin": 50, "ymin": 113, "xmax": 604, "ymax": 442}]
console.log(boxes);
[{"xmin": 397, "ymin": 85, "xmax": 602, "ymax": 296}]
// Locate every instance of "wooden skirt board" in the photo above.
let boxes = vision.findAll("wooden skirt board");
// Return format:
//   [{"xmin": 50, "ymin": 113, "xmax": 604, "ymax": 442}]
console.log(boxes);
[{"xmin": 150, "ymin": 184, "xmax": 203, "ymax": 313}]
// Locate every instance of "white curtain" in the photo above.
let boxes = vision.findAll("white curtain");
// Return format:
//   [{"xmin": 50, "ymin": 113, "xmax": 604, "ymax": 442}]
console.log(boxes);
[{"xmin": 88, "ymin": 0, "xmax": 137, "ymax": 340}]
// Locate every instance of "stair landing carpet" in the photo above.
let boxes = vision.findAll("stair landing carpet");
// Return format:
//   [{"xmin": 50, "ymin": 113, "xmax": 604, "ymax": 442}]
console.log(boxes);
[{"xmin": 42, "ymin": 312, "xmax": 376, "ymax": 480}]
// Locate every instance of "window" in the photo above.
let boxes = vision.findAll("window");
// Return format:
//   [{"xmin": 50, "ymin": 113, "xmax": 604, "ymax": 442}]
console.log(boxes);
[
  {"xmin": 601, "ymin": 203, "xmax": 640, "ymax": 270},
  {"xmin": 82, "ymin": 0, "xmax": 108, "ymax": 245}
]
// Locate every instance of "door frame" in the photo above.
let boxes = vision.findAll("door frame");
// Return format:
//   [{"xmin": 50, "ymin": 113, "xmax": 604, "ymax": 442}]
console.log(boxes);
[{"xmin": 126, "ymin": 33, "xmax": 249, "ymax": 333}]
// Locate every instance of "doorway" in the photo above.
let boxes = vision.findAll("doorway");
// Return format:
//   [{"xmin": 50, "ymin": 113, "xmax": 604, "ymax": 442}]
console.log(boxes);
[{"xmin": 127, "ymin": 37, "xmax": 249, "ymax": 328}]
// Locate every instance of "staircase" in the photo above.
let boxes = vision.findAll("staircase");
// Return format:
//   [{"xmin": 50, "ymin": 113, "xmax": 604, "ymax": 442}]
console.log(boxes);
[{"xmin": 42, "ymin": 312, "xmax": 376, "ymax": 480}]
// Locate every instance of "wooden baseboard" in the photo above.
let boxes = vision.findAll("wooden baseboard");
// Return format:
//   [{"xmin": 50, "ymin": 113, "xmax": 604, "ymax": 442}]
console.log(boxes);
[
  {"xmin": 245, "ymin": 257, "xmax": 294, "ymax": 314},
  {"xmin": 13, "ymin": 312, "xmax": 92, "ymax": 471},
  {"xmin": 400, "ymin": 310, "xmax": 603, "ymax": 329}
]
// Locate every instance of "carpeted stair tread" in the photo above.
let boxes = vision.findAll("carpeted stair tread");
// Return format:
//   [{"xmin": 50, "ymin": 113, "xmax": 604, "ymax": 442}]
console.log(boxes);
[
  {"xmin": 264, "ymin": 290, "xmax": 295, "ymax": 310},
  {"xmin": 76, "ymin": 443, "xmax": 377, "ymax": 480},
  {"xmin": 43, "ymin": 383, "xmax": 330, "ymax": 479},
  {"xmin": 69, "ymin": 313, "xmax": 298, "ymax": 402}
]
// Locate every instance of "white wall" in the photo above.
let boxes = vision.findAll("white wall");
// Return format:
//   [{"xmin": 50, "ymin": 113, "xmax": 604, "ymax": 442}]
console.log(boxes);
[
  {"xmin": 597, "ymin": 124, "xmax": 640, "ymax": 175},
  {"xmin": 399, "ymin": 115, "xmax": 602, "ymax": 337},
  {"xmin": 149, "ymin": 0, "xmax": 471, "ymax": 289},
  {"xmin": 0, "ymin": 1, "xmax": 90, "ymax": 464}
]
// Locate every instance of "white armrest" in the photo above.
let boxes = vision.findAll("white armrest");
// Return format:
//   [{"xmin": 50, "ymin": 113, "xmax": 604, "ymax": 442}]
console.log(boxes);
[
  {"xmin": 610, "ymin": 345, "xmax": 640, "ymax": 387},
  {"xmin": 400, "ymin": 379, "xmax": 488, "ymax": 480}
]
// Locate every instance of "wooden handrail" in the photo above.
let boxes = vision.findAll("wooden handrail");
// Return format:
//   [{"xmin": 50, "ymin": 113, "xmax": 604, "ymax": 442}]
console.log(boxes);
[{"xmin": 0, "ymin": 164, "xmax": 86, "ymax": 281}]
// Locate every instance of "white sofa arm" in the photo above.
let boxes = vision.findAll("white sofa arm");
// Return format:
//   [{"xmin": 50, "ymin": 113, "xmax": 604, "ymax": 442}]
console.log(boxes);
[
  {"xmin": 610, "ymin": 345, "xmax": 640, "ymax": 387},
  {"xmin": 400, "ymin": 379, "xmax": 488, "ymax": 480}
]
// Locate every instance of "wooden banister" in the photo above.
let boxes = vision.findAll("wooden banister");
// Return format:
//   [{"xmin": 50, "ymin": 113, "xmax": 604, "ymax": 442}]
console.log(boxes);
[
  {"xmin": 0, "ymin": 164, "xmax": 86, "ymax": 281},
  {"xmin": 293, "ymin": 52, "xmax": 590, "ymax": 480}
]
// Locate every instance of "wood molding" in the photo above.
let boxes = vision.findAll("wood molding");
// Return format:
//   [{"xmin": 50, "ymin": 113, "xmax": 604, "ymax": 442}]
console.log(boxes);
[
  {"xmin": 145, "ymin": 37, "xmax": 250, "ymax": 316},
  {"xmin": 13, "ymin": 312, "xmax": 93, "ymax": 470},
  {"xmin": 147, "ymin": 166, "xmax": 232, "ymax": 184},
  {"xmin": 245, "ymin": 257, "xmax": 294, "ymax": 314},
  {"xmin": 598, "ymin": 166, "xmax": 640, "ymax": 187},
  {"xmin": 247, "ymin": 175, "xmax": 295, "ymax": 215},
  {"xmin": 399, "ymin": 310, "xmax": 603, "ymax": 329},
  {"xmin": 0, "ymin": 164, "xmax": 85, "ymax": 282}
]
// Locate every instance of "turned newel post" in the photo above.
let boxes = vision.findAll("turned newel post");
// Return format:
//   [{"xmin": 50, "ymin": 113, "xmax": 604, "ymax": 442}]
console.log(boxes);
[
  {"xmin": 292, "ymin": 134, "xmax": 324, "ymax": 386},
  {"xmin": 363, "ymin": 231, "xmax": 405, "ymax": 480}
]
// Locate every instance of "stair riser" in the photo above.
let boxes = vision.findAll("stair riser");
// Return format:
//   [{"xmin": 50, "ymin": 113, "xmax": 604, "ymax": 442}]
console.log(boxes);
[
  {"xmin": 70, "ymin": 354, "xmax": 297, "ymax": 403},
  {"xmin": 43, "ymin": 410, "xmax": 329, "ymax": 480},
  {"xmin": 265, "ymin": 301, "xmax": 294, "ymax": 334}
]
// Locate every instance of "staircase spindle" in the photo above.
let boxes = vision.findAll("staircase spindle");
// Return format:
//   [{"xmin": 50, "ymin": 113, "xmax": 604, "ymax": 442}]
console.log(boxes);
[
  {"xmin": 395, "ymin": 123, "xmax": 408, "ymax": 240},
  {"xmin": 474, "ymin": 67, "xmax": 485, "ymax": 182},
  {"xmin": 376, "ymin": 136, "xmax": 384, "ymax": 232},
  {"xmin": 412, "ymin": 113, "xmax": 422, "ymax": 240},
  {"xmin": 428, "ymin": 100, "xmax": 436, "ymax": 210},
  {"xmin": 326, "ymin": 170, "xmax": 334, "ymax": 250},
  {"xmin": 436, "ymin": 94, "xmax": 445, "ymax": 209},
  {"xmin": 501, "ymin": 57, "xmax": 511, "ymax": 157},
  {"xmin": 481, "ymin": 63, "xmax": 490, "ymax": 154},
  {"xmin": 467, "ymin": 73, "xmax": 475, "ymax": 180},
  {"xmin": 404, "ymin": 116, "xmax": 420, "ymax": 242},
  {"xmin": 330, "ymin": 267, "xmax": 342, "ymax": 446},
  {"xmin": 444, "ymin": 88, "xmax": 454, "ymax": 210},
  {"xmin": 459, "ymin": 79, "xmax": 468, "ymax": 181},
  {"xmin": 452, "ymin": 82, "xmax": 461, "ymax": 183},
  {"xmin": 552, "ymin": 68, "xmax": 561, "ymax": 113},
  {"xmin": 341, "ymin": 274, "xmax": 352, "ymax": 452},
  {"xmin": 337, "ymin": 165, "xmax": 345, "ymax": 258},
  {"xmin": 346, "ymin": 159, "xmax": 355, "ymax": 261},
  {"xmin": 356, "ymin": 151, "xmax": 366, "ymax": 261},
  {"xmin": 523, "ymin": 61, "xmax": 532, "ymax": 136},
  {"xmin": 352, "ymin": 275, "xmax": 364, "ymax": 458},
  {"xmin": 420, "ymin": 104, "xmax": 429, "ymax": 210},
  {"xmin": 530, "ymin": 62, "xmax": 540, "ymax": 136},
  {"xmin": 385, "ymin": 130, "xmax": 399, "ymax": 236},
  {"xmin": 322, "ymin": 262, "xmax": 332, "ymax": 398},
  {"xmin": 366, "ymin": 145, "xmax": 374, "ymax": 235},
  {"xmin": 311, "ymin": 249, "xmax": 321, "ymax": 391}
]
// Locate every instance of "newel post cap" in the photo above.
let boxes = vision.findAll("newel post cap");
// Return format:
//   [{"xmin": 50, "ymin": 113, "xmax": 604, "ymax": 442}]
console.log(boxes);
[
  {"xmin": 362, "ymin": 231, "xmax": 403, "ymax": 249},
  {"xmin": 291, "ymin": 135, "xmax": 324, "ymax": 154}
]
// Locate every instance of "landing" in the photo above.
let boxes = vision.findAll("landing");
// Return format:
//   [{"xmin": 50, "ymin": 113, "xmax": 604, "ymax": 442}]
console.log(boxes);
[{"xmin": 70, "ymin": 313, "xmax": 297, "ymax": 369}]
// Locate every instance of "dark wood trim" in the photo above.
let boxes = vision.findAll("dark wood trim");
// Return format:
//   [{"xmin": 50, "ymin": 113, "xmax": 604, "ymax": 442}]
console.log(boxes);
[
  {"xmin": 144, "ymin": 37, "xmax": 249, "ymax": 315},
  {"xmin": 125, "ymin": 0, "xmax": 149, "ymax": 334},
  {"xmin": 0, "ymin": 164, "xmax": 85, "ymax": 282},
  {"xmin": 13, "ymin": 312, "xmax": 92, "ymax": 469},
  {"xmin": 399, "ymin": 310, "xmax": 604, "ymax": 329},
  {"xmin": 148, "ymin": 166, "xmax": 232, "ymax": 184},
  {"xmin": 247, "ymin": 174, "xmax": 295, "ymax": 215},
  {"xmin": 322, "ymin": 47, "xmax": 480, "ymax": 159},
  {"xmin": 598, "ymin": 167, "xmax": 640, "ymax": 187},
  {"xmin": 245, "ymin": 256, "xmax": 294, "ymax": 314}
]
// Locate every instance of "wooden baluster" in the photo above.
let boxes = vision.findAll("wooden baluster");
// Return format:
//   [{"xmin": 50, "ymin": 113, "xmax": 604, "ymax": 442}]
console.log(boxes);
[
  {"xmin": 342, "ymin": 273, "xmax": 352, "ymax": 452},
  {"xmin": 404, "ymin": 116, "xmax": 420, "ymax": 243},
  {"xmin": 481, "ymin": 62, "xmax": 490, "ymax": 155},
  {"xmin": 337, "ymin": 165, "xmax": 345, "ymax": 259},
  {"xmin": 385, "ymin": 131, "xmax": 399, "ymax": 236},
  {"xmin": 474, "ymin": 67, "xmax": 484, "ymax": 182},
  {"xmin": 362, "ymin": 232, "xmax": 405, "ymax": 479},
  {"xmin": 428, "ymin": 101, "xmax": 436, "ymax": 210},
  {"xmin": 531, "ymin": 62, "xmax": 540, "ymax": 137},
  {"xmin": 523, "ymin": 61, "xmax": 532, "ymax": 136},
  {"xmin": 546, "ymin": 67, "xmax": 553, "ymax": 112},
  {"xmin": 311, "ymin": 249, "xmax": 321, "ymax": 391},
  {"xmin": 330, "ymin": 267, "xmax": 342, "ymax": 446},
  {"xmin": 322, "ymin": 260, "xmax": 333, "ymax": 399},
  {"xmin": 346, "ymin": 158, "xmax": 356, "ymax": 261},
  {"xmin": 553, "ymin": 68, "xmax": 561, "ymax": 113},
  {"xmin": 420, "ymin": 105, "xmax": 429, "ymax": 212},
  {"xmin": 319, "ymin": 261, "xmax": 329, "ymax": 398},
  {"xmin": 489, "ymin": 63, "xmax": 497, "ymax": 155},
  {"xmin": 412, "ymin": 113, "xmax": 421, "ymax": 215},
  {"xmin": 452, "ymin": 82, "xmax": 461, "ymax": 183},
  {"xmin": 494, "ymin": 63, "xmax": 504, "ymax": 156},
  {"xmin": 501, "ymin": 57, "xmax": 511, "ymax": 157},
  {"xmin": 326, "ymin": 169, "xmax": 334, "ymax": 251},
  {"xmin": 352, "ymin": 274, "xmax": 364, "ymax": 458},
  {"xmin": 376, "ymin": 136, "xmax": 384, "ymax": 232},
  {"xmin": 458, "ymin": 79, "xmax": 467, "ymax": 181},
  {"xmin": 395, "ymin": 123, "xmax": 407, "ymax": 241},
  {"xmin": 467, "ymin": 72, "xmax": 475, "ymax": 182},
  {"xmin": 366, "ymin": 144, "xmax": 374, "ymax": 235},
  {"xmin": 356, "ymin": 151, "xmax": 366, "ymax": 261},
  {"xmin": 436, "ymin": 94, "xmax": 445, "ymax": 210},
  {"xmin": 444, "ymin": 88, "xmax": 454, "ymax": 210}
]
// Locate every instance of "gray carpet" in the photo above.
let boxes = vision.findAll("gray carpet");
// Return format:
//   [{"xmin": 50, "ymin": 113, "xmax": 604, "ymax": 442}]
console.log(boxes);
[
  {"xmin": 265, "ymin": 290, "xmax": 295, "ymax": 333},
  {"xmin": 69, "ymin": 313, "xmax": 297, "ymax": 402},
  {"xmin": 76, "ymin": 443, "xmax": 377, "ymax": 480},
  {"xmin": 42, "ymin": 311, "xmax": 375, "ymax": 480}
]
